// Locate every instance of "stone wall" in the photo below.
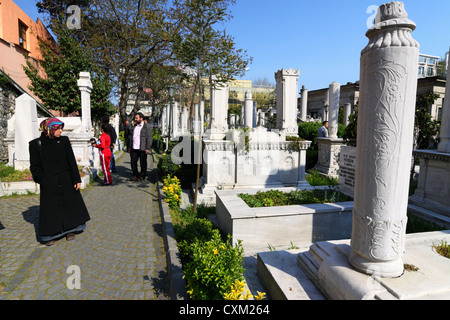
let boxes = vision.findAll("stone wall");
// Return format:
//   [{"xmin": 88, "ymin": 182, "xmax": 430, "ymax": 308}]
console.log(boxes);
[{"xmin": 0, "ymin": 81, "xmax": 20, "ymax": 162}]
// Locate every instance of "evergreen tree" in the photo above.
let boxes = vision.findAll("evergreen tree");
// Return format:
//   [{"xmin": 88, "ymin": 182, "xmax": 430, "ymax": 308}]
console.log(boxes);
[{"xmin": 23, "ymin": 27, "xmax": 115, "ymax": 120}]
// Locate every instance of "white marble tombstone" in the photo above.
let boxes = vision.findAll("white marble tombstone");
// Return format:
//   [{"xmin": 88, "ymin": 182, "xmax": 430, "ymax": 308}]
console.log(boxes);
[
  {"xmin": 275, "ymin": 68, "xmax": 300, "ymax": 136},
  {"xmin": 77, "ymin": 72, "xmax": 93, "ymax": 132},
  {"xmin": 349, "ymin": 1, "xmax": 420, "ymax": 278},
  {"xmin": 244, "ymin": 90, "xmax": 253, "ymax": 128},
  {"xmin": 209, "ymin": 76, "xmax": 229, "ymax": 140},
  {"xmin": 14, "ymin": 94, "xmax": 39, "ymax": 170}
]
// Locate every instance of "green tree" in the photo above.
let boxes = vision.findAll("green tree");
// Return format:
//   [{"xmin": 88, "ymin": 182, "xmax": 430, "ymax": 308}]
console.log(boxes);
[
  {"xmin": 343, "ymin": 104, "xmax": 358, "ymax": 147},
  {"xmin": 415, "ymin": 93, "xmax": 441, "ymax": 149},
  {"xmin": 171, "ymin": 0, "xmax": 251, "ymax": 210},
  {"xmin": 23, "ymin": 27, "xmax": 115, "ymax": 120}
]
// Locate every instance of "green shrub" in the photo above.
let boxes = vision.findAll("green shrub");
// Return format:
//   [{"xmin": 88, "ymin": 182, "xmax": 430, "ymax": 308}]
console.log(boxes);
[
  {"xmin": 306, "ymin": 169, "xmax": 339, "ymax": 186},
  {"xmin": 170, "ymin": 203, "xmax": 245, "ymax": 300},
  {"xmin": 182, "ymin": 230, "xmax": 245, "ymax": 300},
  {"xmin": 157, "ymin": 154, "xmax": 181, "ymax": 177},
  {"xmin": 238, "ymin": 188, "xmax": 352, "ymax": 208},
  {"xmin": 0, "ymin": 164, "xmax": 16, "ymax": 179},
  {"xmin": 0, "ymin": 164, "xmax": 33, "ymax": 182}
]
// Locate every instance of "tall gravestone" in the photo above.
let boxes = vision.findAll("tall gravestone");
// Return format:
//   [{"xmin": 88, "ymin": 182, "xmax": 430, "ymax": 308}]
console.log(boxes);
[
  {"xmin": 244, "ymin": 90, "xmax": 253, "ymax": 128},
  {"xmin": 77, "ymin": 72, "xmax": 93, "ymax": 132},
  {"xmin": 349, "ymin": 1, "xmax": 420, "ymax": 278},
  {"xmin": 300, "ymin": 85, "xmax": 308, "ymax": 122},
  {"xmin": 14, "ymin": 94, "xmax": 39, "ymax": 170},
  {"xmin": 209, "ymin": 76, "xmax": 229, "ymax": 140},
  {"xmin": 275, "ymin": 68, "xmax": 300, "ymax": 137}
]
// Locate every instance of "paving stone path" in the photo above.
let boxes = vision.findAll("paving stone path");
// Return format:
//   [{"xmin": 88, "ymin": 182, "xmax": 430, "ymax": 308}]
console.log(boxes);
[{"xmin": 0, "ymin": 153, "xmax": 169, "ymax": 300}]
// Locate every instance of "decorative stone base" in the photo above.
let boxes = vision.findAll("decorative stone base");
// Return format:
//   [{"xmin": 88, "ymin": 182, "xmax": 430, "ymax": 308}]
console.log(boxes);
[
  {"xmin": 290, "ymin": 230, "xmax": 450, "ymax": 300},
  {"xmin": 315, "ymin": 138, "xmax": 344, "ymax": 178}
]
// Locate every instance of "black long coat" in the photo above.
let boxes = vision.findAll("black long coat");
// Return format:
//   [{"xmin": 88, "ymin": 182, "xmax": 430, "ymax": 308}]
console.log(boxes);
[{"xmin": 29, "ymin": 134, "xmax": 90, "ymax": 237}]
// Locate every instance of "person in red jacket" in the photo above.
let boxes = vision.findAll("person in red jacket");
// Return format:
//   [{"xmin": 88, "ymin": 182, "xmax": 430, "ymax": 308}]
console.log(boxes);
[{"xmin": 92, "ymin": 124, "xmax": 112, "ymax": 185}]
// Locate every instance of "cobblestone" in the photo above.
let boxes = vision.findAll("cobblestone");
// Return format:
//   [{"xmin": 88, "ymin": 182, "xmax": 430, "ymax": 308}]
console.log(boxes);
[{"xmin": 0, "ymin": 153, "xmax": 169, "ymax": 300}]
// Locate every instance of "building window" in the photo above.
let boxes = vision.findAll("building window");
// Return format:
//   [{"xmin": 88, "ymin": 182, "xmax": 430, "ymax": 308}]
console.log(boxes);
[
  {"xmin": 418, "ymin": 66, "xmax": 425, "ymax": 76},
  {"xmin": 18, "ymin": 21, "xmax": 28, "ymax": 49},
  {"xmin": 427, "ymin": 67, "xmax": 434, "ymax": 76}
]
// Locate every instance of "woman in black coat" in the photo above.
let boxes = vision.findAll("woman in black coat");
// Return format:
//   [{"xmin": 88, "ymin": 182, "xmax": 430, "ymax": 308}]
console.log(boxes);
[{"xmin": 29, "ymin": 118, "xmax": 90, "ymax": 246}]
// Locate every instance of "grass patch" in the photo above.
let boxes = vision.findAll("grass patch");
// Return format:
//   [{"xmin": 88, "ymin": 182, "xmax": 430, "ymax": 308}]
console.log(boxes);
[
  {"xmin": 433, "ymin": 240, "xmax": 450, "ymax": 259},
  {"xmin": 0, "ymin": 163, "xmax": 86, "ymax": 182},
  {"xmin": 238, "ymin": 188, "xmax": 352, "ymax": 208}
]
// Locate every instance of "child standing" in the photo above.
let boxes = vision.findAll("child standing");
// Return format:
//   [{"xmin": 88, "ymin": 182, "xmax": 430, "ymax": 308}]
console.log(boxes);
[{"xmin": 92, "ymin": 124, "xmax": 112, "ymax": 185}]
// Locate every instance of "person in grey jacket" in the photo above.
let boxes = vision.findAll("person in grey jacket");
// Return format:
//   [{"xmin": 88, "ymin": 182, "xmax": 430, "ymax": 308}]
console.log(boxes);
[
  {"xmin": 318, "ymin": 121, "xmax": 329, "ymax": 138},
  {"xmin": 129, "ymin": 112, "xmax": 153, "ymax": 181}
]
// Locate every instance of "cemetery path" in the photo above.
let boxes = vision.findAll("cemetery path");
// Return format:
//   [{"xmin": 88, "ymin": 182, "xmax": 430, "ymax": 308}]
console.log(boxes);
[{"xmin": 0, "ymin": 152, "xmax": 170, "ymax": 300}]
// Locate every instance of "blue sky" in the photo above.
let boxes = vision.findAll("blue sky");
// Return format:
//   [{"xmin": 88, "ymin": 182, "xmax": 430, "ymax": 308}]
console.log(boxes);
[
  {"xmin": 14, "ymin": 0, "xmax": 450, "ymax": 91},
  {"xmin": 225, "ymin": 0, "xmax": 450, "ymax": 90}
]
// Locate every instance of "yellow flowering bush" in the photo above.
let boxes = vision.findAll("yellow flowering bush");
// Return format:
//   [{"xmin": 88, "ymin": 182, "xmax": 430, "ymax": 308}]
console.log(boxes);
[
  {"xmin": 183, "ymin": 230, "xmax": 245, "ymax": 300},
  {"xmin": 224, "ymin": 279, "xmax": 266, "ymax": 300},
  {"xmin": 162, "ymin": 175, "xmax": 182, "ymax": 209}
]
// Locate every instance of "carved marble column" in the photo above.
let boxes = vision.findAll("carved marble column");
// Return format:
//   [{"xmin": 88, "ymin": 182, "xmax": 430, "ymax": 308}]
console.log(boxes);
[
  {"xmin": 328, "ymin": 82, "xmax": 340, "ymax": 139},
  {"xmin": 244, "ymin": 90, "xmax": 253, "ymax": 128},
  {"xmin": 343, "ymin": 103, "xmax": 352, "ymax": 126},
  {"xmin": 349, "ymin": 1, "xmax": 420, "ymax": 278},
  {"xmin": 300, "ymin": 85, "xmax": 308, "ymax": 122}
]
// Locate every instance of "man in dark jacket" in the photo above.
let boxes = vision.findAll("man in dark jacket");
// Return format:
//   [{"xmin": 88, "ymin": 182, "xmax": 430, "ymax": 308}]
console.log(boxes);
[{"xmin": 129, "ymin": 112, "xmax": 153, "ymax": 181}]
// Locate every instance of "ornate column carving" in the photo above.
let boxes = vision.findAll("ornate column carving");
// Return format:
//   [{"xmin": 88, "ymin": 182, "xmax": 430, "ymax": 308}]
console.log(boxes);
[{"xmin": 349, "ymin": 1, "xmax": 420, "ymax": 278}]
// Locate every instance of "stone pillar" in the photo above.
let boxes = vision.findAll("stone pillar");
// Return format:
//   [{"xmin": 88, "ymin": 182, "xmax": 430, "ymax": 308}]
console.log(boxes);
[
  {"xmin": 77, "ymin": 72, "xmax": 93, "ymax": 132},
  {"xmin": 253, "ymin": 101, "xmax": 258, "ymax": 128},
  {"xmin": 275, "ymin": 68, "xmax": 300, "ymax": 136},
  {"xmin": 343, "ymin": 103, "xmax": 352, "ymax": 126},
  {"xmin": 181, "ymin": 106, "xmax": 188, "ymax": 135},
  {"xmin": 193, "ymin": 103, "xmax": 200, "ymax": 135},
  {"xmin": 171, "ymin": 101, "xmax": 179, "ymax": 139},
  {"xmin": 229, "ymin": 114, "xmax": 236, "ymax": 128},
  {"xmin": 209, "ymin": 77, "xmax": 229, "ymax": 140},
  {"xmin": 244, "ymin": 90, "xmax": 253, "ymax": 128},
  {"xmin": 300, "ymin": 85, "xmax": 308, "ymax": 122},
  {"xmin": 349, "ymin": 1, "xmax": 420, "ymax": 278},
  {"xmin": 14, "ymin": 94, "xmax": 39, "ymax": 170},
  {"xmin": 161, "ymin": 105, "xmax": 168, "ymax": 136},
  {"xmin": 200, "ymin": 101, "xmax": 205, "ymax": 134},
  {"xmin": 328, "ymin": 82, "xmax": 340, "ymax": 139},
  {"xmin": 438, "ymin": 47, "xmax": 450, "ymax": 153}
]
